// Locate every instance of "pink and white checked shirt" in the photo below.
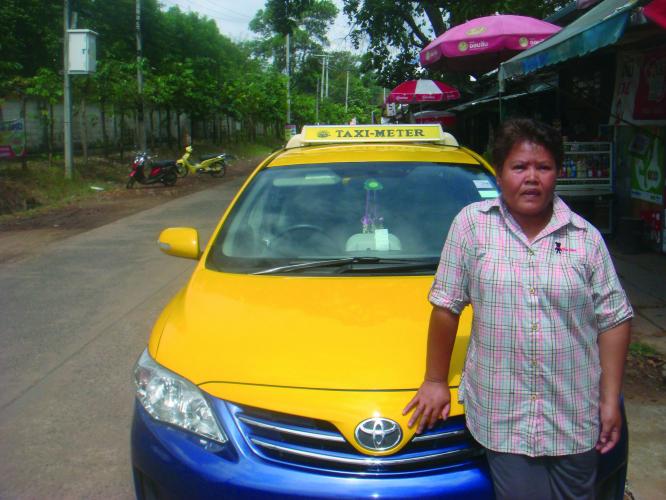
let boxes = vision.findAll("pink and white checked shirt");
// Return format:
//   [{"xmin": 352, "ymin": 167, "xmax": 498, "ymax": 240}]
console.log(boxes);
[{"xmin": 429, "ymin": 195, "xmax": 633, "ymax": 456}]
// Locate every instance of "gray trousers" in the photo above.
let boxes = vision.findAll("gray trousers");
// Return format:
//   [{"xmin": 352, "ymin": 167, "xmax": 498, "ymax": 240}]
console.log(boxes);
[{"xmin": 486, "ymin": 448, "xmax": 598, "ymax": 500}]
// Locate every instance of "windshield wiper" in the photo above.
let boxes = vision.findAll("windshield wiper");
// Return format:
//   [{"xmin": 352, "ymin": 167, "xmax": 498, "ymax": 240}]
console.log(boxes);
[{"xmin": 252, "ymin": 257, "xmax": 429, "ymax": 275}]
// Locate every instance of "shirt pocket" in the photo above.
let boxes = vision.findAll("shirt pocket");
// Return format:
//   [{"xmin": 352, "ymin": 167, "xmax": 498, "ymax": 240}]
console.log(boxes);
[
  {"xmin": 472, "ymin": 246, "xmax": 523, "ymax": 305},
  {"xmin": 537, "ymin": 252, "xmax": 589, "ymax": 310}
]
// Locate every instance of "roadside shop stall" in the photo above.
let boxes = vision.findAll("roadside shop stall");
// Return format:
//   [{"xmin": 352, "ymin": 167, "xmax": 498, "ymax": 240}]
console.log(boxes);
[
  {"xmin": 412, "ymin": 110, "xmax": 457, "ymax": 131},
  {"xmin": 610, "ymin": 48, "xmax": 666, "ymax": 253},
  {"xmin": 558, "ymin": 140, "xmax": 615, "ymax": 234},
  {"xmin": 497, "ymin": 0, "xmax": 666, "ymax": 251}
]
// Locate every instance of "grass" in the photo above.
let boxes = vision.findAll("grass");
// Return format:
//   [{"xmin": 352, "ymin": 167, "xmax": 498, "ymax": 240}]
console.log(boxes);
[
  {"xmin": 629, "ymin": 341, "xmax": 660, "ymax": 358},
  {"xmin": 0, "ymin": 139, "xmax": 278, "ymax": 219},
  {"xmin": 0, "ymin": 157, "xmax": 128, "ymax": 217},
  {"xmin": 226, "ymin": 141, "xmax": 279, "ymax": 159}
]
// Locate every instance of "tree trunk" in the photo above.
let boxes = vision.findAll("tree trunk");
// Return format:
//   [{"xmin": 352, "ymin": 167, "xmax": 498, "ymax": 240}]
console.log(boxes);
[
  {"xmin": 157, "ymin": 108, "xmax": 162, "ymax": 147},
  {"xmin": 20, "ymin": 96, "xmax": 28, "ymax": 170},
  {"xmin": 113, "ymin": 104, "xmax": 118, "ymax": 153},
  {"xmin": 149, "ymin": 109, "xmax": 156, "ymax": 151},
  {"xmin": 119, "ymin": 109, "xmax": 125, "ymax": 161},
  {"xmin": 176, "ymin": 112, "xmax": 182, "ymax": 151},
  {"xmin": 80, "ymin": 95, "xmax": 89, "ymax": 166},
  {"xmin": 49, "ymin": 104, "xmax": 55, "ymax": 167},
  {"xmin": 421, "ymin": 4, "xmax": 447, "ymax": 37},
  {"xmin": 100, "ymin": 99, "xmax": 109, "ymax": 158},
  {"xmin": 38, "ymin": 101, "xmax": 48, "ymax": 164},
  {"xmin": 226, "ymin": 116, "xmax": 231, "ymax": 143},
  {"xmin": 166, "ymin": 108, "xmax": 173, "ymax": 149}
]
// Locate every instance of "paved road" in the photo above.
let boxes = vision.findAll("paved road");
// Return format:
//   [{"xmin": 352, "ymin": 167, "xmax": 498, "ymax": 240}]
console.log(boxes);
[
  {"xmin": 0, "ymin": 179, "xmax": 244, "ymax": 498},
  {"xmin": 2, "ymin": 177, "xmax": 664, "ymax": 498}
]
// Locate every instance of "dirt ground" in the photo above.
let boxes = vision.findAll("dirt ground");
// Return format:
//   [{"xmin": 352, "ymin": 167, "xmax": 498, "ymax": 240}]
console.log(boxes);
[{"xmin": 625, "ymin": 350, "xmax": 665, "ymax": 404}]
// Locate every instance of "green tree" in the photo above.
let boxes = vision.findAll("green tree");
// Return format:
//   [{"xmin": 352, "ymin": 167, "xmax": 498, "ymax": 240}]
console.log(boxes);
[
  {"xmin": 25, "ymin": 69, "xmax": 63, "ymax": 165},
  {"xmin": 249, "ymin": 0, "xmax": 338, "ymax": 73},
  {"xmin": 342, "ymin": 0, "xmax": 569, "ymax": 85},
  {"xmin": 0, "ymin": 0, "xmax": 297, "ymax": 165}
]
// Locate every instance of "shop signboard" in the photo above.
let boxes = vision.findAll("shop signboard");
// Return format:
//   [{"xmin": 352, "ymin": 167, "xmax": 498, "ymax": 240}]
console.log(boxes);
[
  {"xmin": 633, "ymin": 47, "xmax": 666, "ymax": 121},
  {"xmin": 0, "ymin": 119, "xmax": 26, "ymax": 159},
  {"xmin": 628, "ymin": 129, "xmax": 664, "ymax": 205},
  {"xmin": 611, "ymin": 48, "xmax": 666, "ymax": 124}
]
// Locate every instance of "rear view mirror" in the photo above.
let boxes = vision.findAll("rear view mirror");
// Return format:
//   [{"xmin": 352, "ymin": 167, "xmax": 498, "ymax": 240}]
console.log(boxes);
[{"xmin": 157, "ymin": 227, "xmax": 201, "ymax": 260}]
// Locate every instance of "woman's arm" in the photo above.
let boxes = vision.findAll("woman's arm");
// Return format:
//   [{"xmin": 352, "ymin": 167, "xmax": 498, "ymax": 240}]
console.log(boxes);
[
  {"xmin": 402, "ymin": 306, "xmax": 460, "ymax": 434},
  {"xmin": 596, "ymin": 319, "xmax": 631, "ymax": 454}
]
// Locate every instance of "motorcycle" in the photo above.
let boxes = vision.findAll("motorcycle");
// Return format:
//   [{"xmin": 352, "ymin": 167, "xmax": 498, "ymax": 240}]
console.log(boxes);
[
  {"xmin": 175, "ymin": 145, "xmax": 233, "ymax": 178},
  {"xmin": 126, "ymin": 152, "xmax": 179, "ymax": 188}
]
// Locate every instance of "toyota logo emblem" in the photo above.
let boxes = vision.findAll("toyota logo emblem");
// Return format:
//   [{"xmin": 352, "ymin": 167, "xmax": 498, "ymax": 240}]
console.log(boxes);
[{"xmin": 354, "ymin": 417, "xmax": 402, "ymax": 451}]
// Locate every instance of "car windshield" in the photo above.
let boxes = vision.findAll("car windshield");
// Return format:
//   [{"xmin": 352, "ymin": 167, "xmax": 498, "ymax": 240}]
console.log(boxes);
[{"xmin": 207, "ymin": 162, "xmax": 497, "ymax": 275}]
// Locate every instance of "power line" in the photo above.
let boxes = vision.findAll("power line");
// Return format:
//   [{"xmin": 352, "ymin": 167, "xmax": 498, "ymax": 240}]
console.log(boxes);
[{"xmin": 161, "ymin": 0, "xmax": 253, "ymax": 23}]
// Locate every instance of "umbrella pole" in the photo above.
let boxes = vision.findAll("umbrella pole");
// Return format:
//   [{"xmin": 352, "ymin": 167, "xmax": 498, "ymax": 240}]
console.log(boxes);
[{"xmin": 498, "ymin": 64, "xmax": 505, "ymax": 122}]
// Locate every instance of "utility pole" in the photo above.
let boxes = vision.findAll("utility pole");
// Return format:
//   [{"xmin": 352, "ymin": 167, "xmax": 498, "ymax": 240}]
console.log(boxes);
[
  {"xmin": 136, "ymin": 0, "xmax": 146, "ymax": 151},
  {"xmin": 315, "ymin": 76, "xmax": 319, "ymax": 124},
  {"xmin": 320, "ymin": 56, "xmax": 325, "ymax": 100},
  {"xmin": 325, "ymin": 57, "xmax": 329, "ymax": 98},
  {"xmin": 63, "ymin": 0, "xmax": 73, "ymax": 179},
  {"xmin": 314, "ymin": 54, "xmax": 329, "ymax": 101},
  {"xmin": 286, "ymin": 33, "xmax": 291, "ymax": 124},
  {"xmin": 345, "ymin": 70, "xmax": 349, "ymax": 112}
]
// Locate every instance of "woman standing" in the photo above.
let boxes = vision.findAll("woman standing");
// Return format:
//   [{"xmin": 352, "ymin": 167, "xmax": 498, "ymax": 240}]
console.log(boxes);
[{"xmin": 403, "ymin": 118, "xmax": 632, "ymax": 499}]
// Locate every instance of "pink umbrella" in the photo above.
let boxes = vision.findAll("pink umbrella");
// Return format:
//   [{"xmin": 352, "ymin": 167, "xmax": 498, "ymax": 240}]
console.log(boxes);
[
  {"xmin": 420, "ymin": 15, "xmax": 561, "ymax": 73},
  {"xmin": 386, "ymin": 79, "xmax": 461, "ymax": 104}
]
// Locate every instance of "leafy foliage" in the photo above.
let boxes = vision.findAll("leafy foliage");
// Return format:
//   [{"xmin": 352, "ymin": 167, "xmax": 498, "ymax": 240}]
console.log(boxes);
[
  {"xmin": 249, "ymin": 0, "xmax": 384, "ymax": 127},
  {"xmin": 342, "ymin": 0, "xmax": 569, "ymax": 86},
  {"xmin": 2, "ymin": 0, "xmax": 386, "ymax": 157}
]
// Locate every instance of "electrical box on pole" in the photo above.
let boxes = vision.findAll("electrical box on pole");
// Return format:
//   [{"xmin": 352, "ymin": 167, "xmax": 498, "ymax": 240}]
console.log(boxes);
[{"xmin": 67, "ymin": 29, "xmax": 98, "ymax": 74}]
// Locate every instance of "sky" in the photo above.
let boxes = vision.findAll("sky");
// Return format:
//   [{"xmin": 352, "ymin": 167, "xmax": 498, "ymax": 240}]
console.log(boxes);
[{"xmin": 159, "ymin": 0, "xmax": 360, "ymax": 53}]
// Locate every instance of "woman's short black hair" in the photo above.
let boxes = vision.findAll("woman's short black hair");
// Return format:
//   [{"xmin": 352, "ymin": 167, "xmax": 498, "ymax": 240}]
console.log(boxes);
[{"xmin": 492, "ymin": 118, "xmax": 563, "ymax": 172}]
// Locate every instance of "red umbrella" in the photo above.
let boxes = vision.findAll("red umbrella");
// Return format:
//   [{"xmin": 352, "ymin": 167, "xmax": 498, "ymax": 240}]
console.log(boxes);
[
  {"xmin": 644, "ymin": 0, "xmax": 666, "ymax": 30},
  {"xmin": 420, "ymin": 14, "xmax": 561, "ymax": 73},
  {"xmin": 386, "ymin": 79, "xmax": 461, "ymax": 104}
]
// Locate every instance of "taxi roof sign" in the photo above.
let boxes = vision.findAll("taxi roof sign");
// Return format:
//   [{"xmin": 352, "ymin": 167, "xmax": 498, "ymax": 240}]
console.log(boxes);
[{"xmin": 287, "ymin": 124, "xmax": 459, "ymax": 148}]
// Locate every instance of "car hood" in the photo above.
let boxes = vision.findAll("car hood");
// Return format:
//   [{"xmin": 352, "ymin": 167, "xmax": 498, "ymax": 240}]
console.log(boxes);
[{"xmin": 152, "ymin": 268, "xmax": 471, "ymax": 391}]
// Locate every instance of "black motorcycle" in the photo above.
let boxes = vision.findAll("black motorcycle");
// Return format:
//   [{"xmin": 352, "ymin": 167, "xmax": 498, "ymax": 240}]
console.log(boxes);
[{"xmin": 126, "ymin": 152, "xmax": 179, "ymax": 188}]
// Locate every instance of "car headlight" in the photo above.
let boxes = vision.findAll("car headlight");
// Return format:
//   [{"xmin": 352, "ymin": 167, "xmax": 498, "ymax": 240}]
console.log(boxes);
[{"xmin": 133, "ymin": 349, "xmax": 228, "ymax": 444}]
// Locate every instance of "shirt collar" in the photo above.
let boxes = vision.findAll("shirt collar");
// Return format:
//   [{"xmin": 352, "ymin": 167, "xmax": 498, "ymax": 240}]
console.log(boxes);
[{"xmin": 478, "ymin": 194, "xmax": 587, "ymax": 231}]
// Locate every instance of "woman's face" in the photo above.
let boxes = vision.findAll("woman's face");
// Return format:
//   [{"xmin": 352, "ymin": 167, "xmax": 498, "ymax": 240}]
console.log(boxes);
[{"xmin": 496, "ymin": 140, "xmax": 558, "ymax": 219}]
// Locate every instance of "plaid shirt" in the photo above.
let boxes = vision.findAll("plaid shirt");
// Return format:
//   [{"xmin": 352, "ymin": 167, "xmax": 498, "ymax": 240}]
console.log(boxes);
[{"xmin": 429, "ymin": 196, "xmax": 633, "ymax": 456}]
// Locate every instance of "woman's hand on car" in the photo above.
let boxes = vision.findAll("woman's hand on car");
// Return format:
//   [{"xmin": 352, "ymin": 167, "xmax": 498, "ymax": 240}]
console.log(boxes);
[{"xmin": 402, "ymin": 380, "xmax": 451, "ymax": 434}]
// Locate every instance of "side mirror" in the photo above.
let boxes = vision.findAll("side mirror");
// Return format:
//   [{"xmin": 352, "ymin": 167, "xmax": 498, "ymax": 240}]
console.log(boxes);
[{"xmin": 157, "ymin": 227, "xmax": 201, "ymax": 260}]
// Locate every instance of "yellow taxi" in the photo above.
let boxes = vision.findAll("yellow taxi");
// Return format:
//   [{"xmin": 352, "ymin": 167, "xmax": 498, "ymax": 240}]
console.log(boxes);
[{"xmin": 130, "ymin": 124, "xmax": 626, "ymax": 499}]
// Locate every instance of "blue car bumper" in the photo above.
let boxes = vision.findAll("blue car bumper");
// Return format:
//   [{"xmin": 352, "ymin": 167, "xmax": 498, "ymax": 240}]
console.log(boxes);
[
  {"xmin": 131, "ymin": 399, "xmax": 494, "ymax": 500},
  {"xmin": 131, "ymin": 395, "xmax": 628, "ymax": 500}
]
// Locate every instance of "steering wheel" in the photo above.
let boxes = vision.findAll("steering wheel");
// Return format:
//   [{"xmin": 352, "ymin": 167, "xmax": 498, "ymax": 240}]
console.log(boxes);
[{"xmin": 269, "ymin": 224, "xmax": 338, "ymax": 255}]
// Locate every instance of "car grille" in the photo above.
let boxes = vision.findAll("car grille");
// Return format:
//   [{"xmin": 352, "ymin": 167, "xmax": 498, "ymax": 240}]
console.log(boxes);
[{"xmin": 230, "ymin": 403, "xmax": 484, "ymax": 475}]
